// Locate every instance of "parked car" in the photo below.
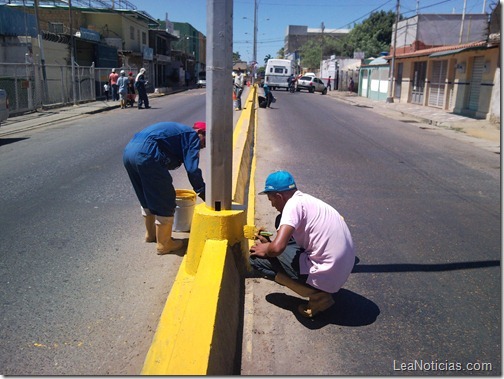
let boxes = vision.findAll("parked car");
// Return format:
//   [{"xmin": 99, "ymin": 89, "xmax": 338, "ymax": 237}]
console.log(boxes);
[
  {"xmin": 197, "ymin": 72, "xmax": 206, "ymax": 88},
  {"xmin": 296, "ymin": 76, "xmax": 327, "ymax": 94},
  {"xmin": 0, "ymin": 89, "xmax": 9, "ymax": 125}
]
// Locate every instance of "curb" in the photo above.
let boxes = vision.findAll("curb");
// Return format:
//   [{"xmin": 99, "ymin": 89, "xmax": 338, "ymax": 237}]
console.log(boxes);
[{"xmin": 141, "ymin": 87, "xmax": 258, "ymax": 375}]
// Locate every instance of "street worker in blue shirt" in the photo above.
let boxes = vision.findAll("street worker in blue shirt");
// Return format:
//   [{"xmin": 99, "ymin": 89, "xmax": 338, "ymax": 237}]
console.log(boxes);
[
  {"xmin": 123, "ymin": 121, "xmax": 206, "ymax": 255},
  {"xmin": 249, "ymin": 171, "xmax": 355, "ymax": 317}
]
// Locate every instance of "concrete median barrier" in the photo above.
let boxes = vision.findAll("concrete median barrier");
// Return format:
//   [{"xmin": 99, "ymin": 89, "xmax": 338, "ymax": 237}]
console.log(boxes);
[{"xmin": 141, "ymin": 86, "xmax": 258, "ymax": 375}]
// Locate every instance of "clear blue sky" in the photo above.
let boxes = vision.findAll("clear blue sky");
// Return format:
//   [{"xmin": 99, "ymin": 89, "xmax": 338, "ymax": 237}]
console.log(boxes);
[{"xmin": 132, "ymin": 0, "xmax": 493, "ymax": 64}]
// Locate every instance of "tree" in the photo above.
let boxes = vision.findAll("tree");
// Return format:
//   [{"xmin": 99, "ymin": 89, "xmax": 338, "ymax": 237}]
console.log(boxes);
[
  {"xmin": 263, "ymin": 54, "xmax": 272, "ymax": 64},
  {"xmin": 276, "ymin": 47, "xmax": 285, "ymax": 59},
  {"xmin": 342, "ymin": 10, "xmax": 397, "ymax": 58},
  {"xmin": 233, "ymin": 51, "xmax": 241, "ymax": 62},
  {"xmin": 298, "ymin": 39, "xmax": 322, "ymax": 70}
]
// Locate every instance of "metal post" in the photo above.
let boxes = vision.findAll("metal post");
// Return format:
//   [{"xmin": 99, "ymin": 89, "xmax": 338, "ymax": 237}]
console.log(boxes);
[
  {"xmin": 206, "ymin": 0, "xmax": 233, "ymax": 211},
  {"xmin": 458, "ymin": 0, "xmax": 467, "ymax": 44},
  {"xmin": 252, "ymin": 0, "xmax": 257, "ymax": 84},
  {"xmin": 34, "ymin": 0, "xmax": 49, "ymax": 104},
  {"xmin": 386, "ymin": 0, "xmax": 400, "ymax": 103},
  {"xmin": 69, "ymin": 0, "xmax": 77, "ymax": 106}
]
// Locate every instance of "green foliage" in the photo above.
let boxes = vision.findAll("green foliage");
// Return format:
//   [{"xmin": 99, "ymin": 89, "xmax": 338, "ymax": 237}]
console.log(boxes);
[
  {"xmin": 277, "ymin": 47, "xmax": 285, "ymax": 59},
  {"xmin": 343, "ymin": 10, "xmax": 397, "ymax": 58},
  {"xmin": 263, "ymin": 54, "xmax": 272, "ymax": 64},
  {"xmin": 299, "ymin": 39, "xmax": 322, "ymax": 70},
  {"xmin": 233, "ymin": 51, "xmax": 241, "ymax": 62},
  {"xmin": 298, "ymin": 10, "xmax": 397, "ymax": 66}
]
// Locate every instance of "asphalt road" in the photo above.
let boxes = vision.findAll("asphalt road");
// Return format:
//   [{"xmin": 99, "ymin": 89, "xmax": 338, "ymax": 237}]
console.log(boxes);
[
  {"xmin": 243, "ymin": 88, "xmax": 500, "ymax": 375},
  {"xmin": 0, "ymin": 89, "xmax": 211, "ymax": 375}
]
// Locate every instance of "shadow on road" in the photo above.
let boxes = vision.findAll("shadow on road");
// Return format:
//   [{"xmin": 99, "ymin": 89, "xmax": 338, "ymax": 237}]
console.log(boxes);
[
  {"xmin": 352, "ymin": 260, "xmax": 500, "ymax": 273},
  {"xmin": 266, "ymin": 288, "xmax": 380, "ymax": 330},
  {"xmin": 0, "ymin": 137, "xmax": 29, "ymax": 146}
]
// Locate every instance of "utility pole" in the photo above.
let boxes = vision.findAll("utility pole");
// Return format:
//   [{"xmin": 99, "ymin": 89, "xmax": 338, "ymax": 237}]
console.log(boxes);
[
  {"xmin": 458, "ymin": 0, "xmax": 467, "ymax": 44},
  {"xmin": 69, "ymin": 0, "xmax": 77, "ymax": 106},
  {"xmin": 320, "ymin": 21, "xmax": 325, "ymax": 75},
  {"xmin": 386, "ymin": 0, "xmax": 400, "ymax": 103},
  {"xmin": 252, "ymin": 0, "xmax": 257, "ymax": 84},
  {"xmin": 34, "ymin": 0, "xmax": 49, "ymax": 104},
  {"xmin": 206, "ymin": 0, "xmax": 233, "ymax": 210}
]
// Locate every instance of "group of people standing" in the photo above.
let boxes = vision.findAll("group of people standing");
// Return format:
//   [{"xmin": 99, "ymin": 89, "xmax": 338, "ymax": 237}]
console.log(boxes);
[{"xmin": 105, "ymin": 68, "xmax": 150, "ymax": 109}]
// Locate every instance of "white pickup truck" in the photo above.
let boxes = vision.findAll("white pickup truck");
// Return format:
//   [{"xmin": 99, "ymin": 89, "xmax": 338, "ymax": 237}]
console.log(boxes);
[{"xmin": 0, "ymin": 89, "xmax": 9, "ymax": 125}]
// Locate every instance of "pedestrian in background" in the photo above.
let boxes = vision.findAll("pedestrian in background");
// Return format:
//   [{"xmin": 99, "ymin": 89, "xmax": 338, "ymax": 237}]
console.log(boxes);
[
  {"xmin": 135, "ymin": 68, "xmax": 150, "ymax": 109},
  {"xmin": 233, "ymin": 68, "xmax": 244, "ymax": 110},
  {"xmin": 263, "ymin": 83, "xmax": 274, "ymax": 108},
  {"xmin": 127, "ymin": 72, "xmax": 136, "ymax": 107},
  {"xmin": 103, "ymin": 82, "xmax": 110, "ymax": 101},
  {"xmin": 117, "ymin": 70, "xmax": 129, "ymax": 109},
  {"xmin": 123, "ymin": 121, "xmax": 207, "ymax": 255},
  {"xmin": 327, "ymin": 76, "xmax": 332, "ymax": 91},
  {"xmin": 249, "ymin": 170, "xmax": 355, "ymax": 318},
  {"xmin": 109, "ymin": 68, "xmax": 119, "ymax": 101},
  {"xmin": 185, "ymin": 70, "xmax": 191, "ymax": 87},
  {"xmin": 348, "ymin": 77, "xmax": 355, "ymax": 93}
]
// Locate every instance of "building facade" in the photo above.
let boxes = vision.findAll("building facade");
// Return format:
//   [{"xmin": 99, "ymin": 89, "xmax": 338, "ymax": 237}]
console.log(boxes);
[
  {"xmin": 360, "ymin": 11, "xmax": 500, "ymax": 122},
  {"xmin": 0, "ymin": 2, "xmax": 207, "ymax": 113},
  {"xmin": 283, "ymin": 24, "xmax": 350, "ymax": 64}
]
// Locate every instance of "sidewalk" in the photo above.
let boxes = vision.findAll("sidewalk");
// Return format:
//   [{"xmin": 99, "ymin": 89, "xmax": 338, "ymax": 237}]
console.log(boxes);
[
  {"xmin": 0, "ymin": 85, "xmax": 251, "ymax": 138},
  {"xmin": 325, "ymin": 90, "xmax": 500, "ymax": 154},
  {"xmin": 0, "ymin": 100, "xmax": 119, "ymax": 137},
  {"xmin": 0, "ymin": 87, "xmax": 189, "ymax": 137}
]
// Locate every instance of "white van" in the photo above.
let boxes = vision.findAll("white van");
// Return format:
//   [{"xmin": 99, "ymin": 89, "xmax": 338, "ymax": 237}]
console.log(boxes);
[{"xmin": 265, "ymin": 59, "xmax": 297, "ymax": 91}]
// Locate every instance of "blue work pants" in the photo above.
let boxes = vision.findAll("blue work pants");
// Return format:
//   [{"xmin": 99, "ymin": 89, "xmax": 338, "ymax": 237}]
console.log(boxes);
[{"xmin": 123, "ymin": 153, "xmax": 176, "ymax": 217}]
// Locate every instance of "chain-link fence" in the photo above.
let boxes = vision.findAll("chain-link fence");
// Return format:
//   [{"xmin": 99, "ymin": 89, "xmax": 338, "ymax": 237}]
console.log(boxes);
[{"xmin": 0, "ymin": 62, "xmax": 96, "ymax": 116}]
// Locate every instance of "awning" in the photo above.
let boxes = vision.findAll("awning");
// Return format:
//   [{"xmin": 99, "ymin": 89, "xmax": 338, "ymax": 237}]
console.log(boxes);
[{"xmin": 429, "ymin": 46, "xmax": 486, "ymax": 58}]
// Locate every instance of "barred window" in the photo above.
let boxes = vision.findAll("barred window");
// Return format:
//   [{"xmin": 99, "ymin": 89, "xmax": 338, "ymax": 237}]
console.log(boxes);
[{"xmin": 49, "ymin": 22, "xmax": 64, "ymax": 33}]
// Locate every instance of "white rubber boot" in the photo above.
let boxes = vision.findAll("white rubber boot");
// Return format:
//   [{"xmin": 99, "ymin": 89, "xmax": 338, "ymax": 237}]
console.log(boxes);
[
  {"xmin": 155, "ymin": 216, "xmax": 183, "ymax": 255},
  {"xmin": 142, "ymin": 208, "xmax": 156, "ymax": 242},
  {"xmin": 144, "ymin": 215, "xmax": 156, "ymax": 242}
]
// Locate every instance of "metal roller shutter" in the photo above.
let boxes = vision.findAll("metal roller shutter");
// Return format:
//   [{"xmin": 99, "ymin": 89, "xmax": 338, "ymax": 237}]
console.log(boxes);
[
  {"xmin": 428, "ymin": 60, "xmax": 447, "ymax": 108},
  {"xmin": 468, "ymin": 56, "xmax": 485, "ymax": 111}
]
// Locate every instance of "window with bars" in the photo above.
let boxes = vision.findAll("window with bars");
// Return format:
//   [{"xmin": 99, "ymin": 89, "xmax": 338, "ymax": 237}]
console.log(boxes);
[{"xmin": 49, "ymin": 22, "xmax": 64, "ymax": 33}]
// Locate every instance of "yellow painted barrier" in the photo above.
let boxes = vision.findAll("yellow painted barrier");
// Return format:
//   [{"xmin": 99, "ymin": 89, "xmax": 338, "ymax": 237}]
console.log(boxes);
[
  {"xmin": 142, "ymin": 239, "xmax": 239, "ymax": 375},
  {"xmin": 141, "ymin": 86, "xmax": 258, "ymax": 375},
  {"xmin": 185, "ymin": 204, "xmax": 246, "ymax": 275}
]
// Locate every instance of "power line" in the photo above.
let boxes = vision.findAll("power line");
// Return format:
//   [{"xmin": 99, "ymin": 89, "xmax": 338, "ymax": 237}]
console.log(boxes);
[{"xmin": 336, "ymin": 0, "xmax": 394, "ymax": 29}]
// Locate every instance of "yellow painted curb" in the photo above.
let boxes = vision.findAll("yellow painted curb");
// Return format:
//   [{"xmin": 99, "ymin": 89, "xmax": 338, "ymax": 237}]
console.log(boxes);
[
  {"xmin": 185, "ymin": 203, "xmax": 246, "ymax": 275},
  {"xmin": 232, "ymin": 86, "xmax": 257, "ymax": 204},
  {"xmin": 141, "ymin": 240, "xmax": 229, "ymax": 375},
  {"xmin": 141, "ymin": 85, "xmax": 258, "ymax": 375}
]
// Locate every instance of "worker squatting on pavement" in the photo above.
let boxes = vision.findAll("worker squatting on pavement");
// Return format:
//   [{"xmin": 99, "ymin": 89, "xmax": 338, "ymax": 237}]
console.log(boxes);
[
  {"xmin": 249, "ymin": 171, "xmax": 355, "ymax": 318},
  {"xmin": 123, "ymin": 121, "xmax": 206, "ymax": 255}
]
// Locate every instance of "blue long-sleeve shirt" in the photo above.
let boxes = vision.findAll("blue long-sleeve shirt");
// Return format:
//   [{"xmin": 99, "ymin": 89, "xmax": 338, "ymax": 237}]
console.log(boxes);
[{"xmin": 124, "ymin": 122, "xmax": 205, "ymax": 194}]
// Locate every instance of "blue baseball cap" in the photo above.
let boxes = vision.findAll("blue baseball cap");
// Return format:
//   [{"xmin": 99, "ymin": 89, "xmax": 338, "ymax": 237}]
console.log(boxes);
[{"xmin": 259, "ymin": 171, "xmax": 297, "ymax": 194}]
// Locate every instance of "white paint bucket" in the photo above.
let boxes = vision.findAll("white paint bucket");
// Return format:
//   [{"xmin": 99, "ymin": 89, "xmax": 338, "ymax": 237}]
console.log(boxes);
[{"xmin": 173, "ymin": 189, "xmax": 197, "ymax": 232}]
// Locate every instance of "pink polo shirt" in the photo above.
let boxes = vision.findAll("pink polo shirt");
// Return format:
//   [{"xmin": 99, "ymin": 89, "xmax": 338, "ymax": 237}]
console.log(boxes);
[{"xmin": 279, "ymin": 190, "xmax": 355, "ymax": 293}]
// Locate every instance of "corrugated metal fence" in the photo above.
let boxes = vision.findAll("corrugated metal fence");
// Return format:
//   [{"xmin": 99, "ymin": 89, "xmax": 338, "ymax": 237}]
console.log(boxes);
[{"xmin": 0, "ymin": 62, "xmax": 96, "ymax": 116}]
